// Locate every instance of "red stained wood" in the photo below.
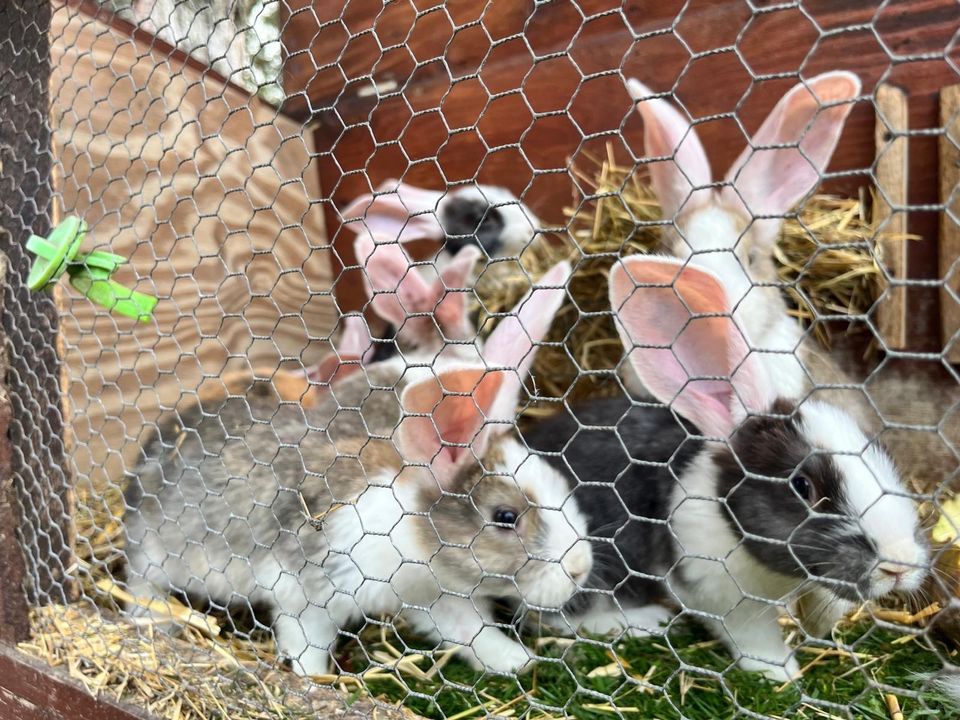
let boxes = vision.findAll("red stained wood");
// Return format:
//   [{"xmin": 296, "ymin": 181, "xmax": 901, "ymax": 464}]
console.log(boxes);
[
  {"xmin": 0, "ymin": 644, "xmax": 148, "ymax": 720},
  {"xmin": 295, "ymin": 0, "xmax": 959, "ymax": 347}
]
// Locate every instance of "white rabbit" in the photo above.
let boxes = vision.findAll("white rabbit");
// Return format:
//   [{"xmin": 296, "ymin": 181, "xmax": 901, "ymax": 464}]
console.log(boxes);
[
  {"xmin": 303, "ymin": 236, "xmax": 484, "ymax": 389},
  {"xmin": 624, "ymin": 72, "xmax": 862, "ymax": 401}
]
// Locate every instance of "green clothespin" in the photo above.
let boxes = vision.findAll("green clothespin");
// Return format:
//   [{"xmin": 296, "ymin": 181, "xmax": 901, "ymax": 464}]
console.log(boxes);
[{"xmin": 26, "ymin": 216, "xmax": 157, "ymax": 322}]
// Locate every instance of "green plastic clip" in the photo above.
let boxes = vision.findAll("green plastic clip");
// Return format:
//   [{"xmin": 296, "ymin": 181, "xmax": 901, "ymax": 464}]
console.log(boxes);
[{"xmin": 26, "ymin": 217, "xmax": 157, "ymax": 323}]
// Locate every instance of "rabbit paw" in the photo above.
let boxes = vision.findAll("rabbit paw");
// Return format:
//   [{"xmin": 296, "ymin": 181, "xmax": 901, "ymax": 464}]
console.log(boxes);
[
  {"xmin": 460, "ymin": 632, "xmax": 533, "ymax": 674},
  {"xmin": 575, "ymin": 603, "xmax": 672, "ymax": 638},
  {"xmin": 738, "ymin": 655, "xmax": 800, "ymax": 684}
]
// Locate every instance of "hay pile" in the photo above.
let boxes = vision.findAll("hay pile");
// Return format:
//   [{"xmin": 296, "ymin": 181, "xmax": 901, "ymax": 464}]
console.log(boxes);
[
  {"xmin": 473, "ymin": 156, "xmax": 906, "ymax": 404},
  {"xmin": 20, "ymin": 601, "xmax": 412, "ymax": 720}
]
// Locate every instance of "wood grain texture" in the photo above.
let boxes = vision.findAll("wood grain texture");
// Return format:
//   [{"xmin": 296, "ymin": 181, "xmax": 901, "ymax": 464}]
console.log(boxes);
[
  {"xmin": 294, "ymin": 0, "xmax": 959, "ymax": 350},
  {"xmin": 50, "ymin": 3, "xmax": 334, "ymax": 496},
  {"xmin": 0, "ymin": 644, "xmax": 148, "ymax": 720},
  {"xmin": 0, "ymin": 253, "xmax": 30, "ymax": 644},
  {"xmin": 940, "ymin": 84, "xmax": 960, "ymax": 362},
  {"xmin": 0, "ymin": 0, "xmax": 75, "ymax": 609},
  {"xmin": 874, "ymin": 84, "xmax": 910, "ymax": 351}
]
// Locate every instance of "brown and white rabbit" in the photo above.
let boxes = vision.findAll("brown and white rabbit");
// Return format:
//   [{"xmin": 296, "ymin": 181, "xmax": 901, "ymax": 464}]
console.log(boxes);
[
  {"xmin": 123, "ymin": 260, "xmax": 593, "ymax": 677},
  {"xmin": 624, "ymin": 72, "xmax": 862, "ymax": 405},
  {"xmin": 341, "ymin": 180, "xmax": 539, "ymax": 263},
  {"xmin": 525, "ymin": 256, "xmax": 928, "ymax": 682}
]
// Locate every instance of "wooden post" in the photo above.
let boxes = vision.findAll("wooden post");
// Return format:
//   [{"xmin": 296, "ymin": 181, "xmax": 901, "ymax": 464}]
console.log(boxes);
[
  {"xmin": 939, "ymin": 84, "xmax": 960, "ymax": 363},
  {"xmin": 874, "ymin": 84, "xmax": 910, "ymax": 351},
  {"xmin": 0, "ymin": 0, "xmax": 75, "ymax": 622},
  {"xmin": 0, "ymin": 253, "xmax": 28, "ymax": 643}
]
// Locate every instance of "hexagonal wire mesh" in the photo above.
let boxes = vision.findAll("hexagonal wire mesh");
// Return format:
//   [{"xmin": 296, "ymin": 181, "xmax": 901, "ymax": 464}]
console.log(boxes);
[{"xmin": 8, "ymin": 0, "xmax": 960, "ymax": 718}]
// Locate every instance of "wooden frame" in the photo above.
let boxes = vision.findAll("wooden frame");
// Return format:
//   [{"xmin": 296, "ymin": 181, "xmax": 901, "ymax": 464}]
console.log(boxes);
[
  {"xmin": 65, "ymin": 0, "xmax": 256, "ymax": 104},
  {"xmin": 0, "ymin": 643, "xmax": 147, "ymax": 720},
  {"xmin": 0, "ymin": 0, "xmax": 146, "ymax": 716}
]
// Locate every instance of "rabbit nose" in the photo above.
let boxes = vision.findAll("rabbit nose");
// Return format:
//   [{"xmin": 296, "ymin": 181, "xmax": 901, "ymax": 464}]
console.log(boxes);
[{"xmin": 877, "ymin": 562, "xmax": 910, "ymax": 584}]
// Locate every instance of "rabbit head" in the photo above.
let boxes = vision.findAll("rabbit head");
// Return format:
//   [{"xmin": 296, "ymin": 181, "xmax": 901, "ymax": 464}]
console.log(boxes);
[
  {"xmin": 610, "ymin": 255, "xmax": 928, "ymax": 602},
  {"xmin": 341, "ymin": 180, "xmax": 539, "ymax": 262},
  {"xmin": 353, "ymin": 233, "xmax": 483, "ymax": 360},
  {"xmin": 626, "ymin": 73, "xmax": 861, "ymax": 360},
  {"xmin": 393, "ymin": 261, "xmax": 592, "ymax": 610}
]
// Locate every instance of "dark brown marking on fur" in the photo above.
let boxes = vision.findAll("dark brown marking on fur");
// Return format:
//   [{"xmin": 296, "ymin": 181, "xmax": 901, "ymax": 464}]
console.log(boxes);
[{"xmin": 714, "ymin": 397, "xmax": 879, "ymax": 598}]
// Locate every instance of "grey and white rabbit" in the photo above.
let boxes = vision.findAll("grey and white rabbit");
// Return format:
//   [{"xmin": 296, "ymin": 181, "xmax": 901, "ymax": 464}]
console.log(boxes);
[
  {"xmin": 123, "ymin": 261, "xmax": 593, "ymax": 677},
  {"xmin": 525, "ymin": 255, "xmax": 928, "ymax": 682},
  {"xmin": 623, "ymin": 72, "xmax": 864, "ymax": 406}
]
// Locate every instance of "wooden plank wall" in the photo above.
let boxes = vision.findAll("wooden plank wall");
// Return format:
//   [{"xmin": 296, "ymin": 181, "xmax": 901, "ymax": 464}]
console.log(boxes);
[
  {"xmin": 49, "ymin": 3, "xmax": 334, "ymax": 494},
  {"xmin": 281, "ymin": 0, "xmax": 960, "ymax": 352}
]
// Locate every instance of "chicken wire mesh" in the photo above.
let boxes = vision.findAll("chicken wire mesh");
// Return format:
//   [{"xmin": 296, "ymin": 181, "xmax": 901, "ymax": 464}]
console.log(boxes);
[{"xmin": 3, "ymin": 0, "xmax": 960, "ymax": 718}]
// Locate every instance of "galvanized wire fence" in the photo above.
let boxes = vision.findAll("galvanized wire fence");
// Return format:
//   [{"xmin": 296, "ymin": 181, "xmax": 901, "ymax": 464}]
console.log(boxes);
[{"xmin": 10, "ymin": 1, "xmax": 960, "ymax": 718}]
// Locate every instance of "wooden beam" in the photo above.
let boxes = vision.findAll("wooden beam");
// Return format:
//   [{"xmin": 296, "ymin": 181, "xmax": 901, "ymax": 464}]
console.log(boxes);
[
  {"xmin": 0, "ymin": 643, "xmax": 149, "ymax": 720},
  {"xmin": 940, "ymin": 84, "xmax": 960, "ymax": 363},
  {"xmin": 0, "ymin": 0, "xmax": 74, "ymax": 617},
  {"xmin": 0, "ymin": 252, "xmax": 28, "ymax": 644},
  {"xmin": 874, "ymin": 84, "xmax": 910, "ymax": 351}
]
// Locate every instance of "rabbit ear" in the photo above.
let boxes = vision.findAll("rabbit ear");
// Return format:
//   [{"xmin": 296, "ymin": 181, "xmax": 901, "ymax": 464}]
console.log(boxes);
[
  {"xmin": 398, "ymin": 367, "xmax": 507, "ymax": 487},
  {"xmin": 482, "ymin": 261, "xmax": 571, "ymax": 423},
  {"xmin": 355, "ymin": 234, "xmax": 435, "ymax": 328},
  {"xmin": 341, "ymin": 180, "xmax": 446, "ymax": 243},
  {"xmin": 627, "ymin": 79, "xmax": 712, "ymax": 221},
  {"xmin": 609, "ymin": 256, "xmax": 772, "ymax": 437},
  {"xmin": 722, "ymin": 71, "xmax": 861, "ymax": 246},
  {"xmin": 433, "ymin": 245, "xmax": 481, "ymax": 340},
  {"xmin": 398, "ymin": 260, "xmax": 571, "ymax": 485},
  {"xmin": 306, "ymin": 315, "xmax": 373, "ymax": 386}
]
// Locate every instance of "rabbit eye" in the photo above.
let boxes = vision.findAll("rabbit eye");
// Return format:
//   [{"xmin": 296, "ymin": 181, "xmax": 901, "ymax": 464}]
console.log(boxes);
[
  {"xmin": 790, "ymin": 474, "xmax": 813, "ymax": 502},
  {"xmin": 492, "ymin": 507, "xmax": 518, "ymax": 527}
]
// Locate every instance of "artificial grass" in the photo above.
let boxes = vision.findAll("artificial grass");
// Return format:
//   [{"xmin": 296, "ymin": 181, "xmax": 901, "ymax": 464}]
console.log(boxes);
[{"xmin": 352, "ymin": 617, "xmax": 955, "ymax": 720}]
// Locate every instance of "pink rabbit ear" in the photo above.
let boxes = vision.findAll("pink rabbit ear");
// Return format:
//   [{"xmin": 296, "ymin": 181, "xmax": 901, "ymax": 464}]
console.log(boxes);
[
  {"xmin": 306, "ymin": 315, "xmax": 373, "ymax": 387},
  {"xmin": 354, "ymin": 234, "xmax": 434, "ymax": 328},
  {"xmin": 481, "ymin": 260, "xmax": 571, "ymax": 423},
  {"xmin": 341, "ymin": 180, "xmax": 446, "ymax": 243},
  {"xmin": 336, "ymin": 314, "xmax": 375, "ymax": 362},
  {"xmin": 609, "ymin": 256, "xmax": 772, "ymax": 437},
  {"xmin": 433, "ymin": 245, "xmax": 482, "ymax": 341},
  {"xmin": 722, "ymin": 71, "xmax": 861, "ymax": 246},
  {"xmin": 397, "ymin": 367, "xmax": 506, "ymax": 488},
  {"xmin": 627, "ymin": 78, "xmax": 712, "ymax": 221}
]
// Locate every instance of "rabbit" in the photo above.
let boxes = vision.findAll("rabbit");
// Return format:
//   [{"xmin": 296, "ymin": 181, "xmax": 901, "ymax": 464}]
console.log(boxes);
[
  {"xmin": 524, "ymin": 255, "xmax": 929, "ymax": 682},
  {"xmin": 303, "ymin": 237, "xmax": 485, "ymax": 389},
  {"xmin": 623, "ymin": 72, "xmax": 863, "ymax": 407},
  {"xmin": 123, "ymin": 260, "xmax": 593, "ymax": 677},
  {"xmin": 340, "ymin": 180, "xmax": 540, "ymax": 264},
  {"xmin": 335, "ymin": 181, "xmax": 539, "ymax": 373}
]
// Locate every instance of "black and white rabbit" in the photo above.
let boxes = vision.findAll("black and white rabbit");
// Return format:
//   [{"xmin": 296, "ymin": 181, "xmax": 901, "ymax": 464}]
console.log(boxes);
[
  {"xmin": 317, "ymin": 183, "xmax": 535, "ymax": 377},
  {"xmin": 123, "ymin": 260, "xmax": 593, "ymax": 677},
  {"xmin": 341, "ymin": 180, "xmax": 539, "ymax": 264},
  {"xmin": 525, "ymin": 255, "xmax": 928, "ymax": 681}
]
